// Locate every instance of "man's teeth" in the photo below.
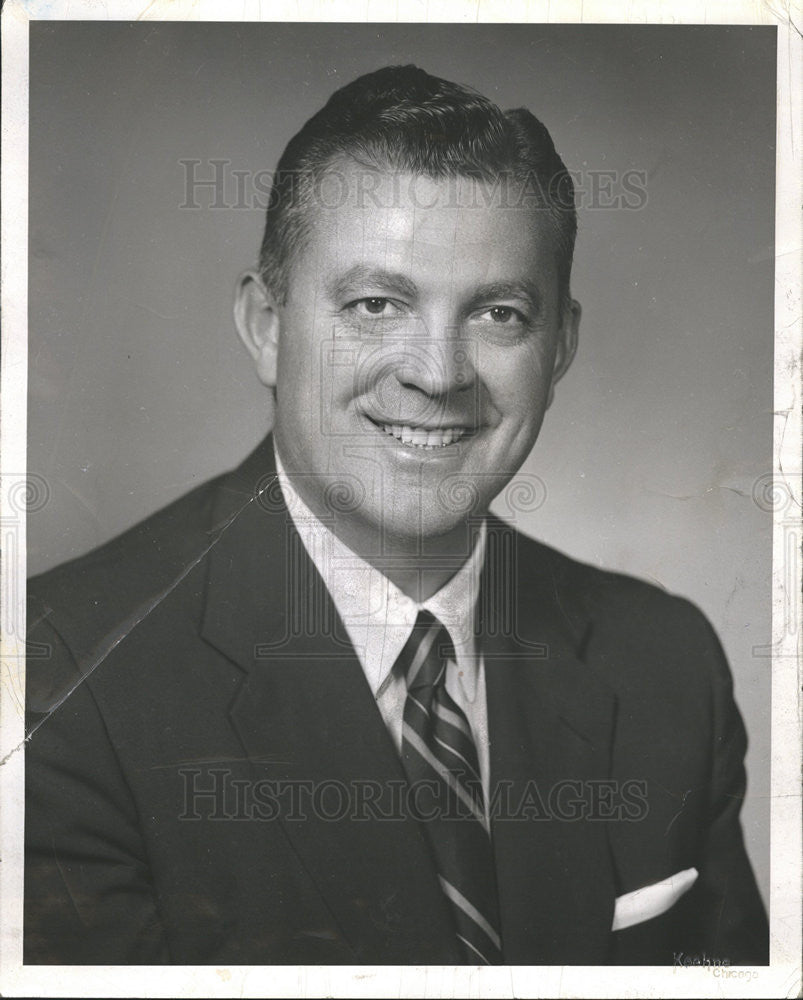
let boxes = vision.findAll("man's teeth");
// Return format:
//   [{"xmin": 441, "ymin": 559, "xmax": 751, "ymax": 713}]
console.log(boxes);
[{"xmin": 379, "ymin": 423, "xmax": 467, "ymax": 448}]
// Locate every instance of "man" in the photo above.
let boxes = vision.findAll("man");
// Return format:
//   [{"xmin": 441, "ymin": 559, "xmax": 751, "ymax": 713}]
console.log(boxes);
[{"xmin": 24, "ymin": 65, "xmax": 768, "ymax": 965}]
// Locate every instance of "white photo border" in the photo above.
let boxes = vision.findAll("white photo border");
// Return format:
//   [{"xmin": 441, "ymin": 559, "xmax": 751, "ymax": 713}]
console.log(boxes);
[{"xmin": 1, "ymin": 2, "xmax": 800, "ymax": 998}]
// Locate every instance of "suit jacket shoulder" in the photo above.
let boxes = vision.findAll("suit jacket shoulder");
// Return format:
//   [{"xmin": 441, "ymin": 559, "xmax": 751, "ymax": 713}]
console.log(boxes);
[
  {"xmin": 487, "ymin": 511, "xmax": 727, "ymax": 689},
  {"xmin": 27, "ymin": 439, "xmax": 271, "ymax": 716}
]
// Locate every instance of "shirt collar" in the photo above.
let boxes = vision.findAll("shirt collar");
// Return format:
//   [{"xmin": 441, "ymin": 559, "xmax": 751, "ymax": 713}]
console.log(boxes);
[{"xmin": 274, "ymin": 444, "xmax": 486, "ymax": 702}]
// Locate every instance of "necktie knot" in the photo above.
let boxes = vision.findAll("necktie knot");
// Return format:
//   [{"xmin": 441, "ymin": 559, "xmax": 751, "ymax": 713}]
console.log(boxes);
[{"xmin": 403, "ymin": 610, "xmax": 456, "ymax": 693}]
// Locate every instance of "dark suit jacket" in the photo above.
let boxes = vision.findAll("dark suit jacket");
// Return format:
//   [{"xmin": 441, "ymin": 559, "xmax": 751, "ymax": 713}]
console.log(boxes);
[{"xmin": 24, "ymin": 435, "xmax": 768, "ymax": 965}]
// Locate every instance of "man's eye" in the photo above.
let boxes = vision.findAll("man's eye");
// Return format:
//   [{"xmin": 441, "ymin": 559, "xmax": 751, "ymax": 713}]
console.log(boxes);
[
  {"xmin": 481, "ymin": 306, "xmax": 525, "ymax": 324},
  {"xmin": 348, "ymin": 297, "xmax": 398, "ymax": 317}
]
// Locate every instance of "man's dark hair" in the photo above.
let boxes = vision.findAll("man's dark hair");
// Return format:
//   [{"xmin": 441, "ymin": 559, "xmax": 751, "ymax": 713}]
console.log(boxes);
[{"xmin": 258, "ymin": 64, "xmax": 577, "ymax": 305}]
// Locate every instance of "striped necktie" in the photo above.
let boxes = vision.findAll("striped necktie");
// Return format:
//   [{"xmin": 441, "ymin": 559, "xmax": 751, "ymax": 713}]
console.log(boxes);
[{"xmin": 398, "ymin": 609, "xmax": 503, "ymax": 965}]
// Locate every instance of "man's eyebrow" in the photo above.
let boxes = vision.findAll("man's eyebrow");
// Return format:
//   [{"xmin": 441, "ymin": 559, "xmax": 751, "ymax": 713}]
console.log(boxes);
[
  {"xmin": 463, "ymin": 281, "xmax": 543, "ymax": 312},
  {"xmin": 325, "ymin": 265, "xmax": 419, "ymax": 302}
]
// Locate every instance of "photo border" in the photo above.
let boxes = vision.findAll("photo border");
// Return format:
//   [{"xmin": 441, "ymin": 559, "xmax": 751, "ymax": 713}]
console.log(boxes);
[{"xmin": 1, "ymin": 2, "xmax": 800, "ymax": 997}]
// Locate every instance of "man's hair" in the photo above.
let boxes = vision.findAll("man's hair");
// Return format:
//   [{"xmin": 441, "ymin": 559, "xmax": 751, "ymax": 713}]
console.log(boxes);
[{"xmin": 258, "ymin": 64, "xmax": 577, "ymax": 304}]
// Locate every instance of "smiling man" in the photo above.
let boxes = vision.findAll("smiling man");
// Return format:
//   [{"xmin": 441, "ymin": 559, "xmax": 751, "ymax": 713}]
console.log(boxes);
[
  {"xmin": 236, "ymin": 157, "xmax": 577, "ymax": 598},
  {"xmin": 25, "ymin": 65, "xmax": 768, "ymax": 966}
]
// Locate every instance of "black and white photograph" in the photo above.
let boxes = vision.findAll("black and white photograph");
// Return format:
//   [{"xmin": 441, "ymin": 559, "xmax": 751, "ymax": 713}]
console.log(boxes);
[{"xmin": 1, "ymin": 5, "xmax": 800, "ymax": 998}]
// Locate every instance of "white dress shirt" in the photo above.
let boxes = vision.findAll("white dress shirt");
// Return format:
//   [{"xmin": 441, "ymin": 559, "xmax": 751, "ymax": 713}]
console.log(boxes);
[{"xmin": 274, "ymin": 447, "xmax": 490, "ymax": 804}]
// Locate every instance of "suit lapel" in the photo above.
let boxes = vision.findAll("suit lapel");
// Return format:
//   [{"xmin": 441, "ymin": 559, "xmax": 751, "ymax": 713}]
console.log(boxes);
[
  {"xmin": 199, "ymin": 439, "xmax": 460, "ymax": 963},
  {"xmin": 481, "ymin": 516, "xmax": 618, "ymax": 964}
]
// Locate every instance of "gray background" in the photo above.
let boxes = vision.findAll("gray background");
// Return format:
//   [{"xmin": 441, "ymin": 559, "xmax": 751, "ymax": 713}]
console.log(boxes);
[{"xmin": 28, "ymin": 22, "xmax": 775, "ymax": 904}]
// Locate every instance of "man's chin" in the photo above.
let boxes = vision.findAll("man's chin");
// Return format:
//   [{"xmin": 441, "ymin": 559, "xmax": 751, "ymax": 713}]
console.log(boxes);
[{"xmin": 346, "ymin": 506, "xmax": 485, "ymax": 554}]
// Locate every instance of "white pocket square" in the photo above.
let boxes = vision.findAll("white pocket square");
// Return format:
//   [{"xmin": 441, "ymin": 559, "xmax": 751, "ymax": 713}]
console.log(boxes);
[{"xmin": 612, "ymin": 867, "xmax": 699, "ymax": 931}]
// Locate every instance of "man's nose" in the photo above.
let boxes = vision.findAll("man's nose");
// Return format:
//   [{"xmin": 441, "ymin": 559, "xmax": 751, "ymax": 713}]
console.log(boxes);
[{"xmin": 392, "ymin": 319, "xmax": 476, "ymax": 397}]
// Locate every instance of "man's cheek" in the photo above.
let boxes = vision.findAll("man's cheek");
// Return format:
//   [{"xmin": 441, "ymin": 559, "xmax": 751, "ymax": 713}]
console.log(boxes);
[{"xmin": 487, "ymin": 366, "xmax": 546, "ymax": 420}]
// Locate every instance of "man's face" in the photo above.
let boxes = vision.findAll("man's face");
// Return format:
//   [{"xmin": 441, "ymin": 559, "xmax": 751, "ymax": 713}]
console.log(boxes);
[{"xmin": 240, "ymin": 160, "xmax": 579, "ymax": 551}]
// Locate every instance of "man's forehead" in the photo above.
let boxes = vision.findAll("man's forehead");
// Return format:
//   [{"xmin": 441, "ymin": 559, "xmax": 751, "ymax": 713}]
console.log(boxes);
[
  {"xmin": 303, "ymin": 160, "xmax": 560, "ymax": 276},
  {"xmin": 310, "ymin": 157, "xmax": 543, "ymax": 214}
]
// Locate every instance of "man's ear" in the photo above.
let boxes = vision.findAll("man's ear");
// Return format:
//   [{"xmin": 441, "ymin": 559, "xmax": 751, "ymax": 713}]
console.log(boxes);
[
  {"xmin": 234, "ymin": 269, "xmax": 281, "ymax": 388},
  {"xmin": 547, "ymin": 298, "xmax": 580, "ymax": 408}
]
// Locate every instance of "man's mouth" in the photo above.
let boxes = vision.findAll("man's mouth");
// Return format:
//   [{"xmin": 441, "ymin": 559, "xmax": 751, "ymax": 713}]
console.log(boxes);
[{"xmin": 368, "ymin": 417, "xmax": 471, "ymax": 449}]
